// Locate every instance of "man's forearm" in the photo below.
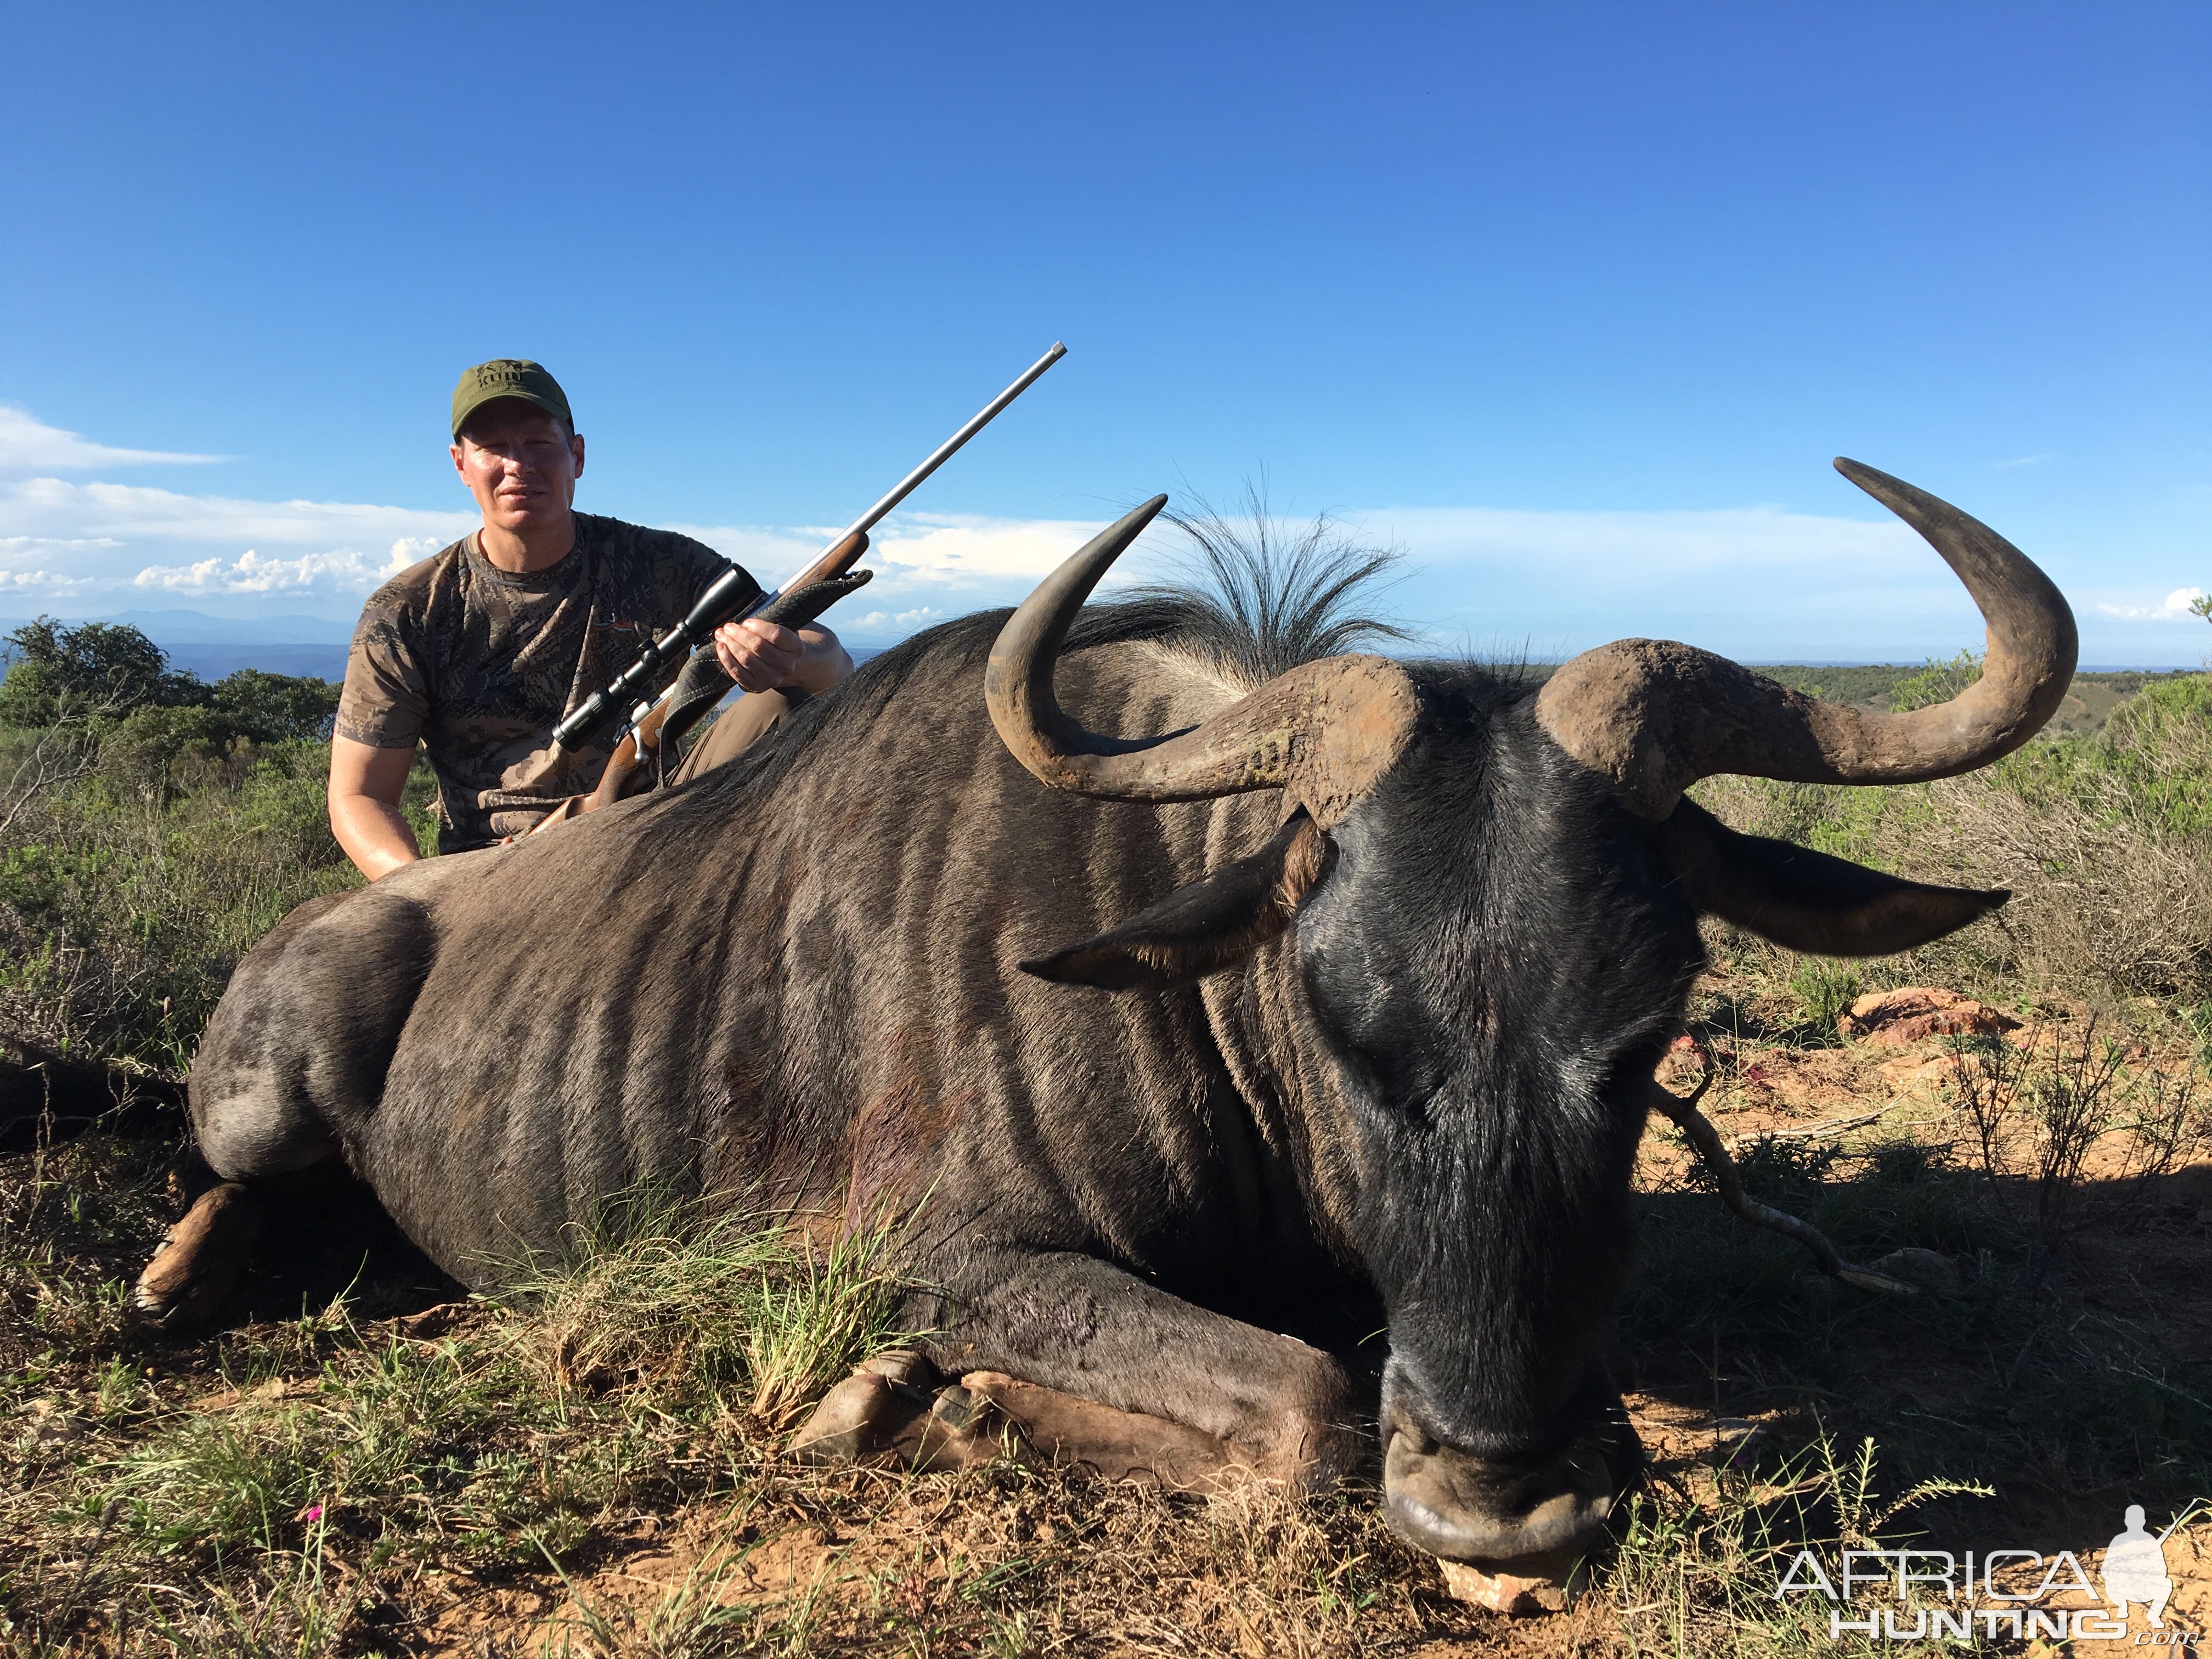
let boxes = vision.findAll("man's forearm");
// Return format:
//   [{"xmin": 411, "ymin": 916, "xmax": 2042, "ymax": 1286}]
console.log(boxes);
[
  {"xmin": 331, "ymin": 794, "xmax": 421, "ymax": 881},
  {"xmin": 791, "ymin": 625, "xmax": 854, "ymax": 697}
]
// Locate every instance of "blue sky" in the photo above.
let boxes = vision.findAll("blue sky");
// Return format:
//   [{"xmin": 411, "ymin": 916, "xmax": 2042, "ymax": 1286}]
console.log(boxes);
[{"xmin": 2, "ymin": 3, "xmax": 2205, "ymax": 663}]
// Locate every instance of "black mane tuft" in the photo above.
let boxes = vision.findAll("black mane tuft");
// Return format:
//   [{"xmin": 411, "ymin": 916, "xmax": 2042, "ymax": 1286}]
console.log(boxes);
[
  {"xmin": 1131, "ymin": 486, "xmax": 1410, "ymax": 687},
  {"xmin": 640, "ymin": 505, "xmax": 1407, "ymax": 841}
]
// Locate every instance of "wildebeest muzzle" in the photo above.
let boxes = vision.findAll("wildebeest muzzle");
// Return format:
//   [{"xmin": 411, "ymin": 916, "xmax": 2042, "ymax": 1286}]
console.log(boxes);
[{"xmin": 1378, "ymin": 1363, "xmax": 1639, "ymax": 1570}]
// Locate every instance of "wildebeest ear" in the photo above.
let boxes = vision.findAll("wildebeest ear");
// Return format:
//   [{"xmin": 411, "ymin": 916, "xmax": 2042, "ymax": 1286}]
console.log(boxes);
[
  {"xmin": 1022, "ymin": 811, "xmax": 1331, "ymax": 991},
  {"xmin": 1654, "ymin": 798, "xmax": 2007, "ymax": 956}
]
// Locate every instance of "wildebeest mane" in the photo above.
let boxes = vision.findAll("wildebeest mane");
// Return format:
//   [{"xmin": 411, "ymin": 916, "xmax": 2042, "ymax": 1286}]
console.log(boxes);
[
  {"xmin": 1136, "ymin": 487, "xmax": 1410, "ymax": 689},
  {"xmin": 645, "ymin": 502, "xmax": 1409, "ymax": 837}
]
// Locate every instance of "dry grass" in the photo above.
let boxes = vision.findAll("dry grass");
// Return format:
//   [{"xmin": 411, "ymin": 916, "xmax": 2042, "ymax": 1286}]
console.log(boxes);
[
  {"xmin": 7, "ymin": 1050, "xmax": 2210, "ymax": 1657},
  {"xmin": 505, "ymin": 1194, "xmax": 910, "ymax": 1433}
]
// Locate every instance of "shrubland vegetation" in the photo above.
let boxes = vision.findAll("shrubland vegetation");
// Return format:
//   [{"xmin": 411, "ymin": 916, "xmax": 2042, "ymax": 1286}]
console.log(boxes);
[
  {"xmin": 2, "ymin": 618, "xmax": 2209, "ymax": 1655},
  {"xmin": 1697, "ymin": 665, "xmax": 2212, "ymax": 1015},
  {"xmin": 0, "ymin": 619, "xmax": 432, "ymax": 1073}
]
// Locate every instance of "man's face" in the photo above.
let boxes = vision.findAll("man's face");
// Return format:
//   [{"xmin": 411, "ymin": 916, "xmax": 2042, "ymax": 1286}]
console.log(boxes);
[{"xmin": 450, "ymin": 401, "xmax": 585, "ymax": 534}]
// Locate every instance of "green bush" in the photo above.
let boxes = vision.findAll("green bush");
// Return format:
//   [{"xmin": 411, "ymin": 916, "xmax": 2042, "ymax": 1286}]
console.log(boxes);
[
  {"xmin": 1887, "ymin": 648, "xmax": 1983, "ymax": 712},
  {"xmin": 94, "ymin": 703, "xmax": 233, "ymax": 793},
  {"xmin": 1786, "ymin": 957, "xmax": 1864, "ymax": 1039},
  {"xmin": 1975, "ymin": 672, "xmax": 2212, "ymax": 836},
  {"xmin": 0, "ymin": 617, "xmax": 199, "ymax": 726},
  {"xmin": 0, "ymin": 618, "xmax": 407, "ymax": 1066},
  {"xmin": 0, "ymin": 741, "xmax": 362, "ymax": 1067},
  {"xmin": 0, "ymin": 616, "xmax": 339, "ymax": 749},
  {"xmin": 205, "ymin": 666, "xmax": 345, "ymax": 744},
  {"xmin": 2087, "ymin": 672, "xmax": 2212, "ymax": 838},
  {"xmin": 0, "ymin": 735, "xmax": 437, "ymax": 1070}
]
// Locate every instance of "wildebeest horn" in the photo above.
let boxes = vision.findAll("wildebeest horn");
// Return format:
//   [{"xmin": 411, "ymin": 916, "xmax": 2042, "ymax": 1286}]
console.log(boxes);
[
  {"xmin": 987, "ymin": 496, "xmax": 1420, "ymax": 826},
  {"xmin": 1534, "ymin": 459, "xmax": 2078, "ymax": 819}
]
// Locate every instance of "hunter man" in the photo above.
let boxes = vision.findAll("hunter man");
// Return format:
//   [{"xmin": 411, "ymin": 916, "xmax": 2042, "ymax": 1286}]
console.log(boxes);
[{"xmin": 329, "ymin": 360, "xmax": 851, "ymax": 878}]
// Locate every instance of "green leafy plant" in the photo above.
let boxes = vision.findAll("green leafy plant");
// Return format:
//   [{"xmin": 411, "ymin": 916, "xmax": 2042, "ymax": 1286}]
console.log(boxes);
[
  {"xmin": 1887, "ymin": 649, "xmax": 1983, "ymax": 713},
  {"xmin": 1787, "ymin": 957, "xmax": 1864, "ymax": 1041},
  {"xmin": 0, "ymin": 617, "xmax": 338, "ymax": 753}
]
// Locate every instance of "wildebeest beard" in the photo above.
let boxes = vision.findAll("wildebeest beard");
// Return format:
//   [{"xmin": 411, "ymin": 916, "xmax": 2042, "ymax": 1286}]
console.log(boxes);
[{"xmin": 171, "ymin": 460, "xmax": 2069, "ymax": 1577}]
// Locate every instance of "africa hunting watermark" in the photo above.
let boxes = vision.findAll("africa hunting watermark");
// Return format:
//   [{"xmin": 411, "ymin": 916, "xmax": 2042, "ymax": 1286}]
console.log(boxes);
[{"xmin": 1777, "ymin": 1503, "xmax": 2204, "ymax": 1643}]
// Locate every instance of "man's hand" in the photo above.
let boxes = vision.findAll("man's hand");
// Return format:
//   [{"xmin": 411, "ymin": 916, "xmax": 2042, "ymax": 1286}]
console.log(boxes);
[
  {"xmin": 713, "ymin": 616, "xmax": 804, "ymax": 692},
  {"xmin": 712, "ymin": 618, "xmax": 854, "ymax": 697}
]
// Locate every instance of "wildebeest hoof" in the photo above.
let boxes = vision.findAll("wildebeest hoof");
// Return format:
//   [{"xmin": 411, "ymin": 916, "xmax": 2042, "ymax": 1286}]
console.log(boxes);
[
  {"xmin": 786, "ymin": 1351, "xmax": 940, "ymax": 1463},
  {"xmin": 785, "ymin": 1372, "xmax": 911, "ymax": 1462},
  {"xmin": 1383, "ymin": 1422, "xmax": 1632, "ymax": 1568},
  {"xmin": 912, "ymin": 1382, "xmax": 1029, "ymax": 1469},
  {"xmin": 131, "ymin": 1181, "xmax": 262, "ymax": 1333},
  {"xmin": 786, "ymin": 1354, "xmax": 1035, "ymax": 1471},
  {"xmin": 857, "ymin": 1348, "xmax": 939, "ymax": 1389}
]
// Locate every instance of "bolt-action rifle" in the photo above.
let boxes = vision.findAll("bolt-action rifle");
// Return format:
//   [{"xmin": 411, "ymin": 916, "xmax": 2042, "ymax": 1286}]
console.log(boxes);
[{"xmin": 542, "ymin": 342, "xmax": 1066, "ymax": 820}]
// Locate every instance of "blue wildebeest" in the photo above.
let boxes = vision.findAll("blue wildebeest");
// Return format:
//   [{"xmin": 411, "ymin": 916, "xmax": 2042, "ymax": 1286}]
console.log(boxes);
[{"xmin": 142, "ymin": 459, "xmax": 2072, "ymax": 1577}]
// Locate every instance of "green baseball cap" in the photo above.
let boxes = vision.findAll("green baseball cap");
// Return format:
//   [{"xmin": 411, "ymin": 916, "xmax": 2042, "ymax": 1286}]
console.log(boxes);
[{"xmin": 451, "ymin": 359, "xmax": 573, "ymax": 438}]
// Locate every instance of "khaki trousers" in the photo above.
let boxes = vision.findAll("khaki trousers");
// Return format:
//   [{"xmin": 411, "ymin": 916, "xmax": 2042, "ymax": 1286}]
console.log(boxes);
[
  {"xmin": 668, "ymin": 687, "xmax": 810, "ymax": 784},
  {"xmin": 527, "ymin": 689, "xmax": 811, "ymax": 840}
]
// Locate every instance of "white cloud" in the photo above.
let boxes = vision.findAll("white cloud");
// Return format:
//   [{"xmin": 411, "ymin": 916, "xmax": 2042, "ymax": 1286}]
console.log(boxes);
[
  {"xmin": 2096, "ymin": 586, "xmax": 2204, "ymax": 622},
  {"xmin": 654, "ymin": 499, "xmax": 2100, "ymax": 659},
  {"xmin": 1994, "ymin": 452, "xmax": 2056, "ymax": 469},
  {"xmin": 1342, "ymin": 504, "xmax": 1962, "ymax": 657},
  {"xmin": 132, "ymin": 544, "xmax": 425, "ymax": 596},
  {"xmin": 0, "ymin": 399, "xmax": 2186, "ymax": 664},
  {"xmin": 0, "ymin": 475, "xmax": 477, "ymax": 613},
  {"xmin": 660, "ymin": 521, "xmax": 823, "ymax": 575},
  {"xmin": 0, "ymin": 568, "xmax": 97, "ymax": 592},
  {"xmin": 0, "ymin": 406, "xmax": 223, "ymax": 473},
  {"xmin": 383, "ymin": 534, "xmax": 449, "ymax": 573},
  {"xmin": 667, "ymin": 511, "xmax": 1117, "ymax": 583},
  {"xmin": 666, "ymin": 511, "xmax": 1139, "ymax": 644},
  {"xmin": 2, "ymin": 477, "xmax": 476, "ymax": 551},
  {"xmin": 1, "ymin": 534, "xmax": 123, "ymax": 556},
  {"xmin": 665, "ymin": 500, "xmax": 1983, "ymax": 654},
  {"xmin": 848, "ymin": 605, "xmax": 950, "ymax": 634},
  {"xmin": 869, "ymin": 512, "xmax": 1109, "ymax": 580},
  {"xmin": 1359, "ymin": 503, "xmax": 1926, "ymax": 585}
]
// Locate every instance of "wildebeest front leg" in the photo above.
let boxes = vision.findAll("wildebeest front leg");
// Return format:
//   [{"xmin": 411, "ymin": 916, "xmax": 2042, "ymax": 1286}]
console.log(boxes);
[{"xmin": 923, "ymin": 1248, "xmax": 1364, "ymax": 1490}]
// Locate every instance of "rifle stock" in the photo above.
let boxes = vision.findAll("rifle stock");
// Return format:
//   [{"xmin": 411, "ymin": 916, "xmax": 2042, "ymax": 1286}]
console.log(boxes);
[{"xmin": 576, "ymin": 532, "xmax": 872, "ymax": 814}]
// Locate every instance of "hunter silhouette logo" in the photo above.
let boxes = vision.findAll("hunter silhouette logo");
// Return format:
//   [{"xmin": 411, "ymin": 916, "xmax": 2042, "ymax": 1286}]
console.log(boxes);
[
  {"xmin": 2103, "ymin": 1505, "xmax": 2176, "ymax": 1629},
  {"xmin": 1776, "ymin": 1502, "xmax": 2202, "ymax": 1643}
]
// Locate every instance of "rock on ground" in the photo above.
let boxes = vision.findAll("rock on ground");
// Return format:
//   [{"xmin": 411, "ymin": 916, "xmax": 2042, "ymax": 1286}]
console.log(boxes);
[{"xmin": 1838, "ymin": 987, "xmax": 2020, "ymax": 1047}]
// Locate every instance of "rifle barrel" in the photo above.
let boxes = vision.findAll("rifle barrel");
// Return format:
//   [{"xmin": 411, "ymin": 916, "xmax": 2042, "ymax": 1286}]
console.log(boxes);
[
  {"xmin": 551, "ymin": 342, "xmax": 1066, "ymax": 753},
  {"xmin": 811, "ymin": 341, "xmax": 1066, "ymax": 566}
]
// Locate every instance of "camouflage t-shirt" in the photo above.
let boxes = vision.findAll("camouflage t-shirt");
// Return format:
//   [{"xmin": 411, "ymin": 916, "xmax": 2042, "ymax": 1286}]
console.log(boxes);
[{"xmin": 335, "ymin": 514, "xmax": 755, "ymax": 851}]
